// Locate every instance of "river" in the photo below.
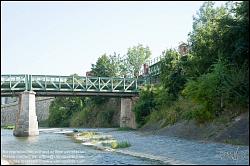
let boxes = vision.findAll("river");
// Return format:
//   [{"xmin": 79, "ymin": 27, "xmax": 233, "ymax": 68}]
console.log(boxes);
[{"xmin": 1, "ymin": 128, "xmax": 249, "ymax": 165}]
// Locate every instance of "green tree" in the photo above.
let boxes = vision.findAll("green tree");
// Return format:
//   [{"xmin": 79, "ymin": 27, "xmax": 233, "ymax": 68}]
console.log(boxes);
[
  {"xmin": 109, "ymin": 52, "xmax": 121, "ymax": 77},
  {"xmin": 66, "ymin": 73, "xmax": 81, "ymax": 84},
  {"xmin": 91, "ymin": 53, "xmax": 125, "ymax": 77},
  {"xmin": 188, "ymin": 1, "xmax": 249, "ymax": 75},
  {"xmin": 91, "ymin": 54, "xmax": 113, "ymax": 77},
  {"xmin": 227, "ymin": 1, "xmax": 249, "ymax": 66},
  {"xmin": 90, "ymin": 53, "xmax": 122, "ymax": 104},
  {"xmin": 126, "ymin": 44, "xmax": 151, "ymax": 77},
  {"xmin": 160, "ymin": 49, "xmax": 187, "ymax": 100},
  {"xmin": 188, "ymin": 1, "xmax": 228, "ymax": 76},
  {"xmin": 119, "ymin": 56, "xmax": 133, "ymax": 78}
]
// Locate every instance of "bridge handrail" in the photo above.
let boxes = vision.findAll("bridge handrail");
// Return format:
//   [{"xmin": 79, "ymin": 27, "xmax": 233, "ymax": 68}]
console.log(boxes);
[{"xmin": 1, "ymin": 74, "xmax": 146, "ymax": 93}]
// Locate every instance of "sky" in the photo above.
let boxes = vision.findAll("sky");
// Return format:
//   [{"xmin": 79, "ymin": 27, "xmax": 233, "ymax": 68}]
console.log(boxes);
[{"xmin": 1, "ymin": 1, "xmax": 227, "ymax": 76}]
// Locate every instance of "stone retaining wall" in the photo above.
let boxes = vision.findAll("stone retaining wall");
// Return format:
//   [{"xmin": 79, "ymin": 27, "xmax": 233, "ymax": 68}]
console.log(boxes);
[{"xmin": 1, "ymin": 97, "xmax": 54, "ymax": 126}]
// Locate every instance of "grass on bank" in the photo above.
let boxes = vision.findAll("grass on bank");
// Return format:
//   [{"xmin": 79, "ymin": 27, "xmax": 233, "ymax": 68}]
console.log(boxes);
[
  {"xmin": 1, "ymin": 125, "xmax": 15, "ymax": 130},
  {"xmin": 146, "ymin": 98, "xmax": 199, "ymax": 128},
  {"xmin": 223, "ymin": 139, "xmax": 246, "ymax": 146},
  {"xmin": 102, "ymin": 140, "xmax": 131, "ymax": 149},
  {"xmin": 72, "ymin": 131, "xmax": 131, "ymax": 149},
  {"xmin": 77, "ymin": 131, "xmax": 98, "ymax": 138}
]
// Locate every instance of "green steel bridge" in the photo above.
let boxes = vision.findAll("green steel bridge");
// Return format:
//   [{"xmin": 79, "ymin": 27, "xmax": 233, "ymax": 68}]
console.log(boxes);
[
  {"xmin": 1, "ymin": 75, "xmax": 148, "ymax": 97},
  {"xmin": 1, "ymin": 57, "xmax": 162, "ymax": 97}
]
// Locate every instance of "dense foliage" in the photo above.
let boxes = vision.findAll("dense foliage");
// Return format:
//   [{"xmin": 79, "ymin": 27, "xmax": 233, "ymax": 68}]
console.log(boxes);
[
  {"xmin": 133, "ymin": 1, "xmax": 249, "ymax": 125},
  {"xmin": 133, "ymin": 85, "xmax": 157, "ymax": 127},
  {"xmin": 48, "ymin": 97, "xmax": 85, "ymax": 127},
  {"xmin": 160, "ymin": 49, "xmax": 188, "ymax": 100}
]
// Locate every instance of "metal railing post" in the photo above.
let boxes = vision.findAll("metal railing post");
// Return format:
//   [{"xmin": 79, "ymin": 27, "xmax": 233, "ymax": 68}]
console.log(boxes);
[
  {"xmin": 123, "ymin": 78, "xmax": 126, "ymax": 92},
  {"xmin": 86, "ymin": 76, "xmax": 88, "ymax": 90},
  {"xmin": 9, "ymin": 74, "xmax": 11, "ymax": 90},
  {"xmin": 135, "ymin": 79, "xmax": 138, "ymax": 91},
  {"xmin": 98, "ymin": 77, "xmax": 100, "ymax": 91},
  {"xmin": 45, "ymin": 75, "xmax": 47, "ymax": 90},
  {"xmin": 111, "ymin": 78, "xmax": 113, "ymax": 92},
  {"xmin": 28, "ymin": 75, "xmax": 32, "ymax": 91},
  {"xmin": 72, "ymin": 75, "xmax": 74, "ymax": 91},
  {"xmin": 25, "ymin": 74, "xmax": 28, "ymax": 91},
  {"xmin": 59, "ymin": 76, "xmax": 61, "ymax": 90}
]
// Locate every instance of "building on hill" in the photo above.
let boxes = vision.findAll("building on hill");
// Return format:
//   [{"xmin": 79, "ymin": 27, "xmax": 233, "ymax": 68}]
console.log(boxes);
[
  {"xmin": 178, "ymin": 42, "xmax": 189, "ymax": 56},
  {"xmin": 86, "ymin": 71, "xmax": 94, "ymax": 76}
]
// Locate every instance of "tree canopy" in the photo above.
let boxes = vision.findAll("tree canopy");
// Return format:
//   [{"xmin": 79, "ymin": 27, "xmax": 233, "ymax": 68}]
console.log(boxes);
[{"xmin": 126, "ymin": 44, "xmax": 151, "ymax": 77}]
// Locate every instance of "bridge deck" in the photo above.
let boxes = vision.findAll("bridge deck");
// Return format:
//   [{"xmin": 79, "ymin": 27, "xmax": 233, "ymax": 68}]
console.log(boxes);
[
  {"xmin": 1, "ymin": 75, "xmax": 145, "ymax": 97},
  {"xmin": 1, "ymin": 58, "xmax": 163, "ymax": 97}
]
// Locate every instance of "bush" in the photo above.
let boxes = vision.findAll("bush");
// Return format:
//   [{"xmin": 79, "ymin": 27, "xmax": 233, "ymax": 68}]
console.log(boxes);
[
  {"xmin": 111, "ymin": 141, "xmax": 131, "ymax": 149},
  {"xmin": 147, "ymin": 98, "xmax": 198, "ymax": 127},
  {"xmin": 70, "ymin": 108, "xmax": 91, "ymax": 127},
  {"xmin": 48, "ymin": 97, "xmax": 85, "ymax": 127},
  {"xmin": 96, "ymin": 109, "xmax": 115, "ymax": 127},
  {"xmin": 132, "ymin": 85, "xmax": 157, "ymax": 127},
  {"xmin": 147, "ymin": 107, "xmax": 178, "ymax": 127},
  {"xmin": 182, "ymin": 59, "xmax": 249, "ymax": 123},
  {"xmin": 147, "ymin": 109, "xmax": 161, "ymax": 123},
  {"xmin": 190, "ymin": 105, "xmax": 214, "ymax": 123},
  {"xmin": 221, "ymin": 63, "xmax": 249, "ymax": 109}
]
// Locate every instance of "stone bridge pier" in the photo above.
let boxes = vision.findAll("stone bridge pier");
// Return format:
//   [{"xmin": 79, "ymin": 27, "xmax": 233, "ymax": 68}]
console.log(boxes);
[
  {"xmin": 120, "ymin": 97, "xmax": 138, "ymax": 129},
  {"xmin": 13, "ymin": 91, "xmax": 39, "ymax": 137}
]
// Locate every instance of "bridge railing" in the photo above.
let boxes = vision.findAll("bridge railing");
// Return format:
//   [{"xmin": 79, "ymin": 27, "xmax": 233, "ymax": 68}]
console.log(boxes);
[
  {"xmin": 149, "ymin": 62, "xmax": 161, "ymax": 76},
  {"xmin": 1, "ymin": 74, "xmax": 28, "ymax": 91},
  {"xmin": 30, "ymin": 75, "xmax": 145, "ymax": 92},
  {"xmin": 1, "ymin": 74, "xmax": 147, "ymax": 94}
]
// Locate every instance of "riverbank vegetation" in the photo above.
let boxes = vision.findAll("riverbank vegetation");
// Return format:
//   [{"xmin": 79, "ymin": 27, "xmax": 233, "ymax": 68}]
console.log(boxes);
[
  {"xmin": 67, "ymin": 131, "xmax": 131, "ymax": 149},
  {"xmin": 133, "ymin": 1, "xmax": 249, "ymax": 141},
  {"xmin": 48, "ymin": 97, "xmax": 120, "ymax": 127},
  {"xmin": 1, "ymin": 125, "xmax": 15, "ymax": 130}
]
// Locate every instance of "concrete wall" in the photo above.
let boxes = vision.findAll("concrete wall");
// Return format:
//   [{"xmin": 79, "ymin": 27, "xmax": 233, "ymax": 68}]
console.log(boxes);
[{"xmin": 1, "ymin": 97, "xmax": 54, "ymax": 126}]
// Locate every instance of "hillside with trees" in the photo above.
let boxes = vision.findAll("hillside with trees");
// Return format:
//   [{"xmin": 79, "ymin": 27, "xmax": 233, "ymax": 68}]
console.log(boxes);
[{"xmin": 135, "ymin": 1, "xmax": 249, "ymax": 145}]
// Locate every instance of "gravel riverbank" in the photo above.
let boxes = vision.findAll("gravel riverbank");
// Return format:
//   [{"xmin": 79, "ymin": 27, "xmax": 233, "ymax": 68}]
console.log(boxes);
[{"xmin": 140, "ymin": 111, "xmax": 249, "ymax": 146}]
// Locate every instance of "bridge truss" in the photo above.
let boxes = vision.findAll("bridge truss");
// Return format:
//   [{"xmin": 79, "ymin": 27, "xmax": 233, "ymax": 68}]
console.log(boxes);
[{"xmin": 1, "ymin": 75, "xmax": 146, "ymax": 97}]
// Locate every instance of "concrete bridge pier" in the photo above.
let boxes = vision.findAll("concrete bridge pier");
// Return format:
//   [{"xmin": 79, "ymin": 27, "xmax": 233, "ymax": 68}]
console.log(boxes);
[
  {"xmin": 13, "ymin": 91, "xmax": 39, "ymax": 137},
  {"xmin": 120, "ymin": 98, "xmax": 137, "ymax": 129}
]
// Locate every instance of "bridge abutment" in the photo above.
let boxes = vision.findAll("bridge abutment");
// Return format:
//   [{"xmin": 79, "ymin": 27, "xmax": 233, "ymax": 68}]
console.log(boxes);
[
  {"xmin": 13, "ymin": 91, "xmax": 39, "ymax": 137},
  {"xmin": 120, "ymin": 98, "xmax": 137, "ymax": 129}
]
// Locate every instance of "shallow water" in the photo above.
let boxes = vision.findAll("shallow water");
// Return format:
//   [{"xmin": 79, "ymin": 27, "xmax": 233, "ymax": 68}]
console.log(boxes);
[
  {"xmin": 1, "ymin": 128, "xmax": 249, "ymax": 165},
  {"xmin": 1, "ymin": 128, "xmax": 164, "ymax": 165}
]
